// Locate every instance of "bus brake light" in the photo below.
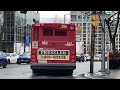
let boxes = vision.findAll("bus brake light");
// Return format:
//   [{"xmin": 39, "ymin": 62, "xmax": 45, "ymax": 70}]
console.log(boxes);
[{"xmin": 32, "ymin": 55, "xmax": 35, "ymax": 58}]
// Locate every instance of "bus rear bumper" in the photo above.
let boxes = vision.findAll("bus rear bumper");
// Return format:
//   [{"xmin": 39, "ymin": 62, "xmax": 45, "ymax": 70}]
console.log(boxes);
[{"xmin": 31, "ymin": 63, "xmax": 76, "ymax": 71}]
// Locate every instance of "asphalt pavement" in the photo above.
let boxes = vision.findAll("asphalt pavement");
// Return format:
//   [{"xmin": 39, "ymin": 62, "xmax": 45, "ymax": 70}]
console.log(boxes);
[{"xmin": 0, "ymin": 61, "xmax": 102, "ymax": 79}]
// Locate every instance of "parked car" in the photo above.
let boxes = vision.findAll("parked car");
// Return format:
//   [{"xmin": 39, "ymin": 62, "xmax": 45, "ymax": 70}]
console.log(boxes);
[
  {"xmin": 17, "ymin": 52, "xmax": 30, "ymax": 64},
  {"xmin": 76, "ymin": 55, "xmax": 85, "ymax": 62},
  {"xmin": 0, "ymin": 51, "xmax": 7, "ymax": 68},
  {"xmin": 84, "ymin": 55, "xmax": 90, "ymax": 61},
  {"xmin": 5, "ymin": 53, "xmax": 19, "ymax": 64},
  {"xmin": 84, "ymin": 55, "xmax": 101, "ymax": 61},
  {"xmin": 94, "ymin": 56, "xmax": 101, "ymax": 61}
]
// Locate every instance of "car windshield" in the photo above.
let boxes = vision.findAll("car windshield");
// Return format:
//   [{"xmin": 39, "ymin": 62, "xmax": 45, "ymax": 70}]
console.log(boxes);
[{"xmin": 20, "ymin": 52, "xmax": 30, "ymax": 56}]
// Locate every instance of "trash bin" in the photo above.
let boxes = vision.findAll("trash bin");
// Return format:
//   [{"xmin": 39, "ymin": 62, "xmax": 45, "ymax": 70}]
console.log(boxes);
[{"xmin": 109, "ymin": 58, "xmax": 119, "ymax": 69}]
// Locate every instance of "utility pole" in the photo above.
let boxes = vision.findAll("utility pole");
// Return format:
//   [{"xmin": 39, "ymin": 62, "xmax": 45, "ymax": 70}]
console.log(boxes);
[
  {"xmin": 64, "ymin": 14, "xmax": 70, "ymax": 24},
  {"xmin": 90, "ymin": 11, "xmax": 99, "ymax": 73},
  {"xmin": 99, "ymin": 11, "xmax": 106, "ymax": 72},
  {"xmin": 64, "ymin": 15, "xmax": 65, "ymax": 24},
  {"xmin": 20, "ymin": 11, "xmax": 27, "ymax": 53},
  {"xmin": 101, "ymin": 17, "xmax": 106, "ymax": 71},
  {"xmin": 0, "ymin": 12, "xmax": 2, "ymax": 51},
  {"xmin": 24, "ymin": 13, "xmax": 26, "ymax": 52}
]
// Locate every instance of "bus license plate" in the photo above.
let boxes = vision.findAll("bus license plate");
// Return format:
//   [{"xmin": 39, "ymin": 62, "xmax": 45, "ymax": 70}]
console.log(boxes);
[{"xmin": 38, "ymin": 55, "xmax": 69, "ymax": 60}]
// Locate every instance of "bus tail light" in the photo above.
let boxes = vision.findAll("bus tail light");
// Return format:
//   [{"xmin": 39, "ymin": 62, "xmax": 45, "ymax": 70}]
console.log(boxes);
[{"xmin": 32, "ymin": 55, "xmax": 35, "ymax": 58}]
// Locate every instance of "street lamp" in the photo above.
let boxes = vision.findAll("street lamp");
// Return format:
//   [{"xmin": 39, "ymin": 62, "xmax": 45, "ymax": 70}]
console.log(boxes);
[{"xmin": 64, "ymin": 14, "xmax": 70, "ymax": 24}]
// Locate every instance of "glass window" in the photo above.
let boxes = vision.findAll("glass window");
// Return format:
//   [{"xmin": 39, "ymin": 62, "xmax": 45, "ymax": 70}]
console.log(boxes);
[
  {"xmin": 98, "ymin": 41, "xmax": 101, "ymax": 44},
  {"xmin": 43, "ymin": 28, "xmax": 53, "ymax": 36},
  {"xmin": 11, "ymin": 35, "xmax": 14, "ymax": 41},
  {"xmin": 87, "ymin": 23, "xmax": 90, "ymax": 26},
  {"xmin": 83, "ymin": 38, "xmax": 86, "ymax": 40},
  {"xmin": 7, "ymin": 35, "xmax": 10, "ymax": 41},
  {"xmin": 83, "ymin": 31, "xmax": 86, "ymax": 33},
  {"xmin": 83, "ymin": 34, "xmax": 86, "ymax": 37},
  {"xmin": 78, "ymin": 15, "xmax": 82, "ymax": 19},
  {"xmin": 83, "ymin": 23, "xmax": 86, "ymax": 26},
  {"xmin": 71, "ymin": 15, "xmax": 77, "ymax": 21},
  {"xmin": 55, "ymin": 30, "xmax": 67, "ymax": 36},
  {"xmin": 71, "ymin": 15, "xmax": 77, "ymax": 18}
]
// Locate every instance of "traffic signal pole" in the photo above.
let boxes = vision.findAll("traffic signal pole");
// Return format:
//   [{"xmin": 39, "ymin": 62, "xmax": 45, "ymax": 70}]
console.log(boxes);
[
  {"xmin": 24, "ymin": 13, "xmax": 26, "ymax": 53},
  {"xmin": 90, "ymin": 11, "xmax": 97, "ymax": 73}
]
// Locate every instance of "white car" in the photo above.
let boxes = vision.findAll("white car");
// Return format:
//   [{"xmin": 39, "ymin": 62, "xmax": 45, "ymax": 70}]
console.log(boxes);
[
  {"xmin": 94, "ymin": 56, "xmax": 101, "ymax": 61},
  {"xmin": 5, "ymin": 53, "xmax": 19, "ymax": 64},
  {"xmin": 84, "ymin": 55, "xmax": 90, "ymax": 61},
  {"xmin": 84, "ymin": 55, "xmax": 101, "ymax": 61}
]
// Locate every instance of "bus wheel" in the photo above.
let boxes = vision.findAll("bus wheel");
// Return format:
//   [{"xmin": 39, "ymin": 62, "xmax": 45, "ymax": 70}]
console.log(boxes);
[
  {"xmin": 32, "ymin": 69, "xmax": 38, "ymax": 73},
  {"xmin": 67, "ymin": 70, "xmax": 73, "ymax": 75}
]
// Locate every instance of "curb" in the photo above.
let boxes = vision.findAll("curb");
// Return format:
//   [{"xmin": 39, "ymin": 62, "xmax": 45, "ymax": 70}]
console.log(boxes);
[{"xmin": 83, "ymin": 72, "xmax": 112, "ymax": 79}]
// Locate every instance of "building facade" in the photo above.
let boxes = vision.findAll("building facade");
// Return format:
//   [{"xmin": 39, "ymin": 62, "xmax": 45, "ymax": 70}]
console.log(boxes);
[
  {"xmin": 2, "ymin": 11, "xmax": 39, "ymax": 54},
  {"xmin": 70, "ymin": 11, "xmax": 120, "ymax": 56}
]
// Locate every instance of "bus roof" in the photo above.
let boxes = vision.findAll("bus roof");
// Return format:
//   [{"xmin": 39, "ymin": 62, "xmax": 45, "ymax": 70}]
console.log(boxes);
[{"xmin": 32, "ymin": 23, "xmax": 75, "ymax": 27}]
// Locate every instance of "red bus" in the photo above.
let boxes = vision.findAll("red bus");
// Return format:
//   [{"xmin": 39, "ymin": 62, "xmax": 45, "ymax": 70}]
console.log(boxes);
[{"xmin": 30, "ymin": 23, "xmax": 76, "ymax": 74}]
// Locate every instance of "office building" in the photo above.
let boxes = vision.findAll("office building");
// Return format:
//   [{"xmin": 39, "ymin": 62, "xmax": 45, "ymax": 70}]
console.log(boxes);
[
  {"xmin": 70, "ymin": 11, "xmax": 119, "ymax": 56},
  {"xmin": 2, "ymin": 11, "xmax": 39, "ymax": 54}
]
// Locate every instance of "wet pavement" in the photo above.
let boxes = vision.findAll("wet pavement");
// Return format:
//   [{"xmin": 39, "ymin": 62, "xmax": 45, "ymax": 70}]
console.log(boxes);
[{"xmin": 0, "ymin": 61, "xmax": 105, "ymax": 79}]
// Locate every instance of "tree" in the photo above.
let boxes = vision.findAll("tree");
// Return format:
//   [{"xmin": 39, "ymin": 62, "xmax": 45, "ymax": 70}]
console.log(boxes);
[
  {"xmin": 104, "ymin": 11, "xmax": 120, "ymax": 53},
  {"xmin": 51, "ymin": 14, "xmax": 62, "ymax": 23},
  {"xmin": 97, "ymin": 11, "xmax": 120, "ymax": 54}
]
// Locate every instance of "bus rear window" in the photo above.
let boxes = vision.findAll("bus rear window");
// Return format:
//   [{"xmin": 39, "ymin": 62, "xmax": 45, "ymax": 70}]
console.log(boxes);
[
  {"xmin": 55, "ymin": 30, "xmax": 67, "ymax": 36},
  {"xmin": 33, "ymin": 27, "xmax": 39, "ymax": 40},
  {"xmin": 43, "ymin": 28, "xmax": 53, "ymax": 36}
]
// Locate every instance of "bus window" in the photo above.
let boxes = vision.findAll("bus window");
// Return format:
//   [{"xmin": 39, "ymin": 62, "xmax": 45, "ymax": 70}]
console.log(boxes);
[
  {"xmin": 34, "ymin": 27, "xmax": 39, "ymax": 41},
  {"xmin": 43, "ymin": 28, "xmax": 53, "ymax": 36},
  {"xmin": 55, "ymin": 30, "xmax": 67, "ymax": 36}
]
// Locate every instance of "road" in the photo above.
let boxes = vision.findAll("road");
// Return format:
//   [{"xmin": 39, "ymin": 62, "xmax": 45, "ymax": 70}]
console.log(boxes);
[{"xmin": 0, "ymin": 61, "xmax": 102, "ymax": 79}]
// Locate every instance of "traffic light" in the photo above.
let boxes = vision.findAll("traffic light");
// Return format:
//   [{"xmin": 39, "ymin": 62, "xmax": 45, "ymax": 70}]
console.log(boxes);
[
  {"xmin": 91, "ymin": 15, "xmax": 99, "ymax": 27},
  {"xmin": 20, "ymin": 11, "xmax": 27, "ymax": 14}
]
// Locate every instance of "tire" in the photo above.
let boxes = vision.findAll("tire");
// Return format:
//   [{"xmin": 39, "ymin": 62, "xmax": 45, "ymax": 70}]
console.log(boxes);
[
  {"xmin": 3, "ymin": 63, "xmax": 7, "ymax": 68},
  {"xmin": 78, "ymin": 58, "xmax": 81, "ymax": 62},
  {"xmin": 27, "ymin": 62, "xmax": 29, "ymax": 64},
  {"xmin": 17, "ymin": 62, "xmax": 21, "ymax": 64},
  {"xmin": 32, "ymin": 69, "xmax": 38, "ymax": 73},
  {"xmin": 66, "ymin": 70, "xmax": 73, "ymax": 75},
  {"xmin": 7, "ymin": 59, "xmax": 10, "ymax": 64}
]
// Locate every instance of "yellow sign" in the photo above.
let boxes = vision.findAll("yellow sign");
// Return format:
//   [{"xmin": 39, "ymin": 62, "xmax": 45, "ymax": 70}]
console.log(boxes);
[
  {"xmin": 91, "ymin": 15, "xmax": 99, "ymax": 27},
  {"xmin": 37, "ymin": 50, "xmax": 69, "ymax": 60},
  {"xmin": 60, "ymin": 25, "xmax": 68, "ymax": 29},
  {"xmin": 37, "ymin": 55, "xmax": 69, "ymax": 60}
]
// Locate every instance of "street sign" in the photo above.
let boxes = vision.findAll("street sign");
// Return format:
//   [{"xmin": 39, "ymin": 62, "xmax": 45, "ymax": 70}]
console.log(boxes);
[{"xmin": 25, "ymin": 36, "xmax": 30, "ymax": 46}]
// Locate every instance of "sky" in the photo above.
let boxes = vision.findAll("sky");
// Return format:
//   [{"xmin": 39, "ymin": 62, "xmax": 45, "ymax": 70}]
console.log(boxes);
[{"xmin": 39, "ymin": 11, "xmax": 70, "ymax": 23}]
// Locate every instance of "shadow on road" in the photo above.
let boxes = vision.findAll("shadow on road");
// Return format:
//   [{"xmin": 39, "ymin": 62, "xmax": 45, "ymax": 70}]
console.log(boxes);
[{"xmin": 31, "ymin": 70, "xmax": 73, "ymax": 79}]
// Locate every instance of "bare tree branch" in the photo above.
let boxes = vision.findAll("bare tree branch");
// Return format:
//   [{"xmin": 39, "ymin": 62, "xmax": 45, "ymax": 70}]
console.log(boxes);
[
  {"xmin": 51, "ymin": 14, "xmax": 62, "ymax": 23},
  {"xmin": 98, "ymin": 14, "xmax": 104, "ymax": 33},
  {"xmin": 113, "ymin": 11, "xmax": 120, "ymax": 38},
  {"xmin": 110, "ymin": 19, "xmax": 116, "ymax": 25},
  {"xmin": 105, "ymin": 18, "xmax": 113, "ymax": 43},
  {"xmin": 109, "ymin": 12, "xmax": 118, "ymax": 19}
]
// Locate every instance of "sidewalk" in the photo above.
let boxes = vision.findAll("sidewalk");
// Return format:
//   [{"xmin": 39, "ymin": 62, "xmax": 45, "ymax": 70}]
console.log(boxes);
[{"xmin": 84, "ymin": 69, "xmax": 120, "ymax": 79}]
